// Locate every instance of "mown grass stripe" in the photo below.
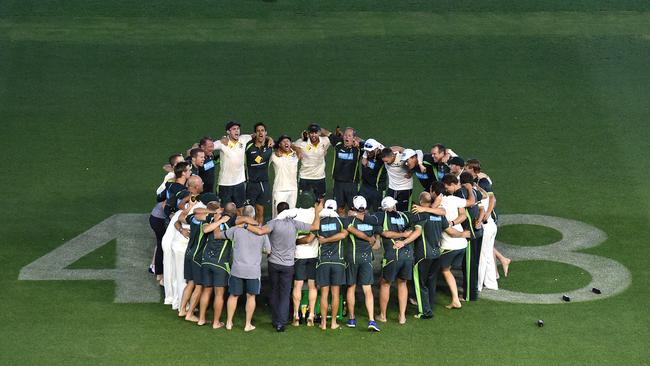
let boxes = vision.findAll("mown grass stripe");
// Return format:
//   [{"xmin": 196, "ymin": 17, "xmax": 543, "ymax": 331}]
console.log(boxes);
[{"xmin": 1, "ymin": 12, "xmax": 649, "ymax": 44}]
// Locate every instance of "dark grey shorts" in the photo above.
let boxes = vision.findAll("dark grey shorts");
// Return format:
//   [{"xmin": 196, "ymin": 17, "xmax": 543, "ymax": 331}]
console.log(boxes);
[
  {"xmin": 294, "ymin": 258, "xmax": 317, "ymax": 281},
  {"xmin": 218, "ymin": 182, "xmax": 246, "ymax": 208},
  {"xmin": 246, "ymin": 181, "xmax": 271, "ymax": 206},
  {"xmin": 346, "ymin": 262, "xmax": 374, "ymax": 286},
  {"xmin": 228, "ymin": 275, "xmax": 260, "ymax": 295},
  {"xmin": 381, "ymin": 258, "xmax": 413, "ymax": 282},
  {"xmin": 316, "ymin": 263, "xmax": 346, "ymax": 287},
  {"xmin": 201, "ymin": 264, "xmax": 229, "ymax": 287}
]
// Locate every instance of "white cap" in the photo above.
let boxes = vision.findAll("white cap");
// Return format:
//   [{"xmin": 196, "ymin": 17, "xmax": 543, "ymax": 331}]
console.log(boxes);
[
  {"xmin": 381, "ymin": 196, "xmax": 398, "ymax": 211},
  {"xmin": 363, "ymin": 138, "xmax": 382, "ymax": 152},
  {"xmin": 352, "ymin": 196, "xmax": 367, "ymax": 211},
  {"xmin": 400, "ymin": 148, "xmax": 416, "ymax": 161},
  {"xmin": 324, "ymin": 199, "xmax": 338, "ymax": 211}
]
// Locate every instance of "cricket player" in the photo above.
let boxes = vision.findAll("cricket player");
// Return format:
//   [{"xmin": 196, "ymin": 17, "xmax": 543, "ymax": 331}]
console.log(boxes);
[
  {"xmin": 350, "ymin": 196, "xmax": 413, "ymax": 324},
  {"xmin": 316, "ymin": 200, "xmax": 348, "ymax": 330},
  {"xmin": 293, "ymin": 123, "xmax": 331, "ymax": 199},
  {"xmin": 381, "ymin": 147, "xmax": 415, "ymax": 212},
  {"xmin": 245, "ymin": 123, "xmax": 273, "ymax": 224},
  {"xmin": 270, "ymin": 135, "xmax": 300, "ymax": 217},
  {"xmin": 359, "ymin": 138, "xmax": 387, "ymax": 211},
  {"xmin": 213, "ymin": 121, "xmax": 252, "ymax": 211},
  {"xmin": 220, "ymin": 206, "xmax": 271, "ymax": 331},
  {"xmin": 401, "ymin": 191, "xmax": 469, "ymax": 318},
  {"xmin": 345, "ymin": 196, "xmax": 382, "ymax": 331}
]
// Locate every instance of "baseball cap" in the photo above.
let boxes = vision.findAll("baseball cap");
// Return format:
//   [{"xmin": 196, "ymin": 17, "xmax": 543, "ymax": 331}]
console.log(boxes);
[
  {"xmin": 363, "ymin": 138, "xmax": 381, "ymax": 152},
  {"xmin": 307, "ymin": 123, "xmax": 321, "ymax": 133},
  {"xmin": 400, "ymin": 148, "xmax": 417, "ymax": 161},
  {"xmin": 352, "ymin": 196, "xmax": 367, "ymax": 211},
  {"xmin": 448, "ymin": 156, "xmax": 465, "ymax": 167},
  {"xmin": 381, "ymin": 196, "xmax": 398, "ymax": 211},
  {"xmin": 324, "ymin": 199, "xmax": 337, "ymax": 211},
  {"xmin": 225, "ymin": 120, "xmax": 241, "ymax": 131}
]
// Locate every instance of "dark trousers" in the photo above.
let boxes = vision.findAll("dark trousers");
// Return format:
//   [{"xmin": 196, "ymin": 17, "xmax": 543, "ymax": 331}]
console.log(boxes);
[
  {"xmin": 414, "ymin": 258, "xmax": 441, "ymax": 316},
  {"xmin": 358, "ymin": 184, "xmax": 383, "ymax": 212},
  {"xmin": 268, "ymin": 262, "xmax": 295, "ymax": 327},
  {"xmin": 386, "ymin": 188, "xmax": 413, "ymax": 212},
  {"xmin": 462, "ymin": 236, "xmax": 483, "ymax": 301},
  {"xmin": 149, "ymin": 215, "xmax": 167, "ymax": 275}
]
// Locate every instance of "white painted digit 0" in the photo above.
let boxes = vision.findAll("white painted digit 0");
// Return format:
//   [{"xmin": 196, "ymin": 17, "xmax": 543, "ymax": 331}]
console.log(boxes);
[
  {"xmin": 481, "ymin": 214, "xmax": 631, "ymax": 304},
  {"xmin": 19, "ymin": 214, "xmax": 159, "ymax": 303}
]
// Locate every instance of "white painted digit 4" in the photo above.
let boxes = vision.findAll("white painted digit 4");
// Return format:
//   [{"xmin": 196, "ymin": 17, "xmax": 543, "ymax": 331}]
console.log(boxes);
[{"xmin": 19, "ymin": 214, "xmax": 159, "ymax": 303}]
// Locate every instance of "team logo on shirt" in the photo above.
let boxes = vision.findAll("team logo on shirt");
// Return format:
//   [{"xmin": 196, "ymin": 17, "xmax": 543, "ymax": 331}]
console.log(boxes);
[
  {"xmin": 367, "ymin": 161, "xmax": 375, "ymax": 169},
  {"xmin": 415, "ymin": 172, "xmax": 429, "ymax": 179},
  {"xmin": 390, "ymin": 217, "xmax": 405, "ymax": 226},
  {"xmin": 338, "ymin": 152, "xmax": 354, "ymax": 160},
  {"xmin": 321, "ymin": 223, "xmax": 337, "ymax": 232},
  {"xmin": 357, "ymin": 224, "xmax": 374, "ymax": 231},
  {"xmin": 255, "ymin": 155, "xmax": 263, "ymax": 164},
  {"xmin": 429, "ymin": 216, "xmax": 442, "ymax": 222}
]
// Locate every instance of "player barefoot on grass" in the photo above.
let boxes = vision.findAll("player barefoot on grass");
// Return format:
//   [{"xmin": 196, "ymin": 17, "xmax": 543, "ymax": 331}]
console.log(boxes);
[
  {"xmin": 195, "ymin": 205, "xmax": 233, "ymax": 328},
  {"xmin": 316, "ymin": 200, "xmax": 348, "ymax": 330},
  {"xmin": 217, "ymin": 206, "xmax": 271, "ymax": 331}
]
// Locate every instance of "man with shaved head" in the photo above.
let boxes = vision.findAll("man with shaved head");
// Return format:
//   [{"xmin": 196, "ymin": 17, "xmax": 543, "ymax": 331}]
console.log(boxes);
[{"xmin": 216, "ymin": 205, "xmax": 271, "ymax": 331}]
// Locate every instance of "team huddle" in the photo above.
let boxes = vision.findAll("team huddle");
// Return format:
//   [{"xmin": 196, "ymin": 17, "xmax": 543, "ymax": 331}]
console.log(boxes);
[{"xmin": 148, "ymin": 121, "xmax": 512, "ymax": 332}]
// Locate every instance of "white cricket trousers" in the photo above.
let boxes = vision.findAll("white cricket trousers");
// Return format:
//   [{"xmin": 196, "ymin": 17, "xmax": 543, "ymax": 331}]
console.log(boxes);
[{"xmin": 478, "ymin": 219, "xmax": 499, "ymax": 291}]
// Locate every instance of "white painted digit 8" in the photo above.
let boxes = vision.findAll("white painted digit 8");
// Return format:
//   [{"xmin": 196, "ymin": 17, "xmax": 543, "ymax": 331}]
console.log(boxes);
[{"xmin": 481, "ymin": 214, "xmax": 631, "ymax": 304}]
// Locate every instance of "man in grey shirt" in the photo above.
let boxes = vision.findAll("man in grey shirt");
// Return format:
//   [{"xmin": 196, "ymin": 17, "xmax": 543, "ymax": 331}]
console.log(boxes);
[
  {"xmin": 217, "ymin": 206, "xmax": 271, "ymax": 332},
  {"xmin": 246, "ymin": 199, "xmax": 323, "ymax": 331}
]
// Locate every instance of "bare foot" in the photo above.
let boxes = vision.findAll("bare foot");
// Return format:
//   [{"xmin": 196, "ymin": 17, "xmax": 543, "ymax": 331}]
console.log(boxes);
[
  {"xmin": 306, "ymin": 317, "xmax": 314, "ymax": 327},
  {"xmin": 185, "ymin": 314, "xmax": 199, "ymax": 322},
  {"xmin": 376, "ymin": 315, "xmax": 387, "ymax": 323},
  {"xmin": 320, "ymin": 321, "xmax": 327, "ymax": 330},
  {"xmin": 225, "ymin": 322, "xmax": 233, "ymax": 330},
  {"xmin": 178, "ymin": 310, "xmax": 186, "ymax": 317},
  {"xmin": 197, "ymin": 319, "xmax": 206, "ymax": 326},
  {"xmin": 292, "ymin": 317, "xmax": 300, "ymax": 327},
  {"xmin": 213, "ymin": 321, "xmax": 224, "ymax": 329},
  {"xmin": 502, "ymin": 258, "xmax": 511, "ymax": 277},
  {"xmin": 331, "ymin": 322, "xmax": 340, "ymax": 330},
  {"xmin": 244, "ymin": 324, "xmax": 256, "ymax": 332},
  {"xmin": 398, "ymin": 316, "xmax": 406, "ymax": 325},
  {"xmin": 445, "ymin": 302, "xmax": 462, "ymax": 310}
]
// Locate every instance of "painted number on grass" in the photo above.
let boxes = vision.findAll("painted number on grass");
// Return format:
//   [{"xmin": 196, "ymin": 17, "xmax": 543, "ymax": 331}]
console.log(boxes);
[
  {"xmin": 18, "ymin": 214, "xmax": 159, "ymax": 303},
  {"xmin": 18, "ymin": 214, "xmax": 631, "ymax": 304},
  {"xmin": 481, "ymin": 214, "xmax": 631, "ymax": 304}
]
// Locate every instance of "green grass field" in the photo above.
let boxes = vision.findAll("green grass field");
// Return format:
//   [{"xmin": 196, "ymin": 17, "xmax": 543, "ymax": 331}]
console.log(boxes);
[{"xmin": 1, "ymin": 1, "xmax": 649, "ymax": 365}]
